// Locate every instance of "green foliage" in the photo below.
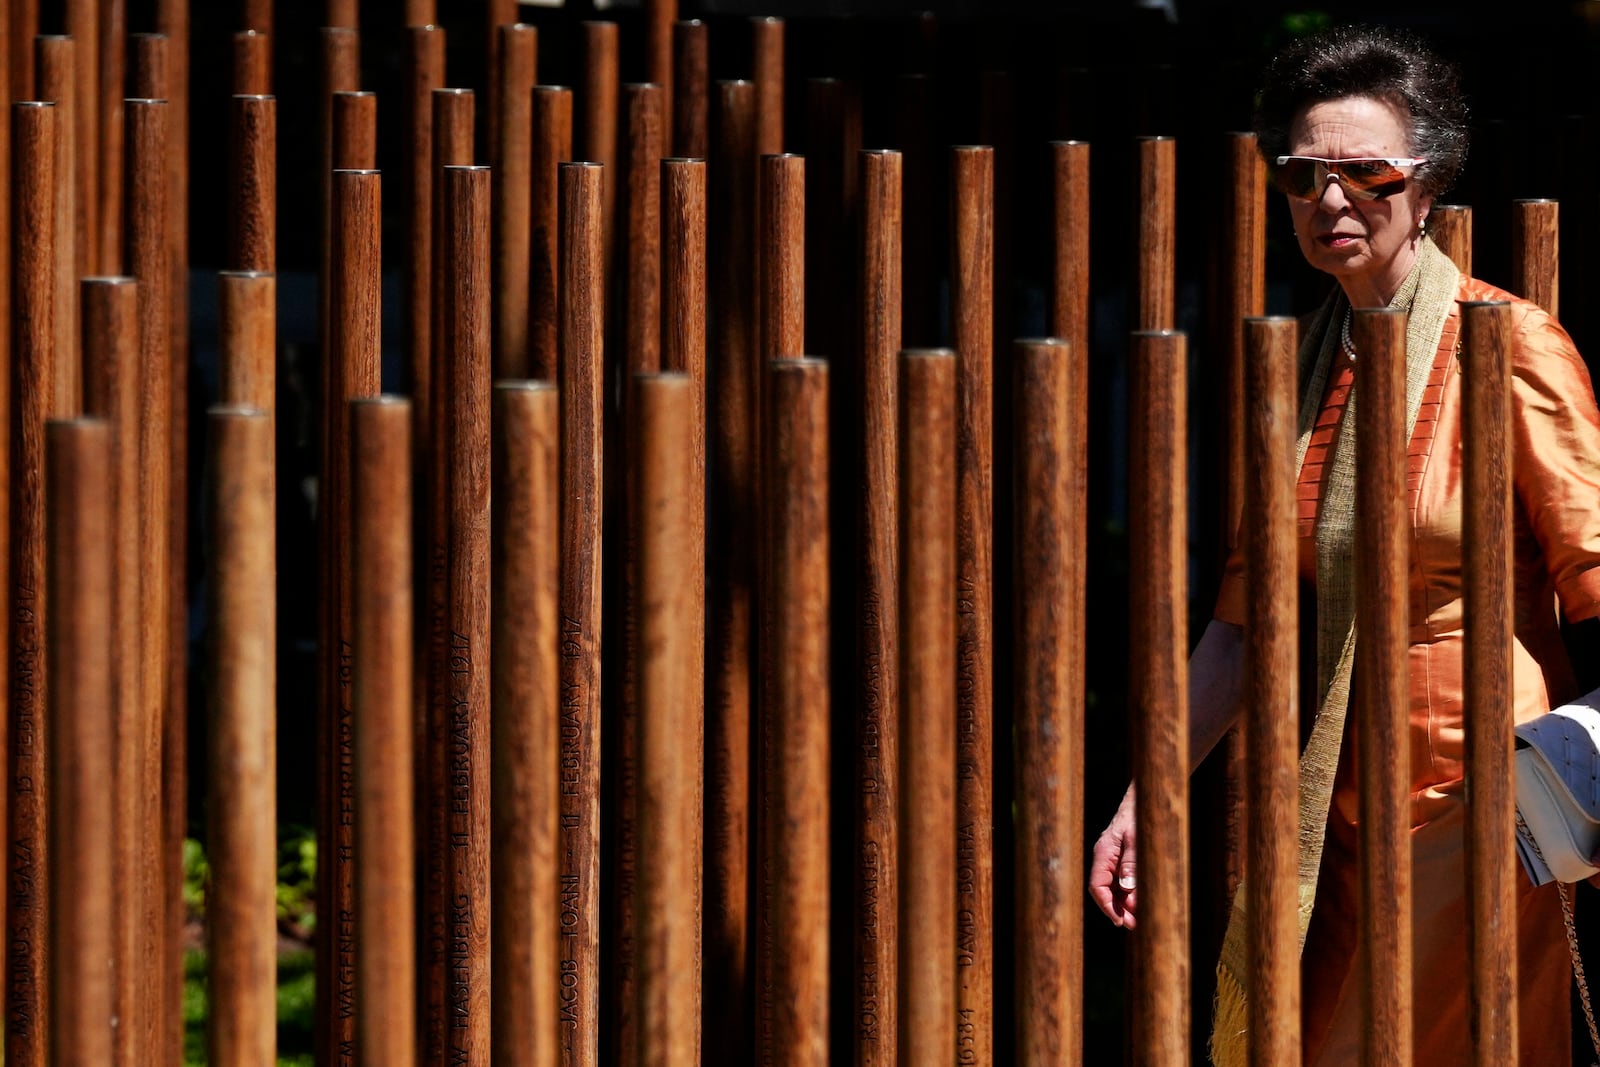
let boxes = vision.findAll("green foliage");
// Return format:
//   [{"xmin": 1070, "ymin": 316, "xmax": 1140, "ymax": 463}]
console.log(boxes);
[
  {"xmin": 276, "ymin": 824, "xmax": 318, "ymax": 938},
  {"xmin": 183, "ymin": 837, "xmax": 208, "ymax": 913},
  {"xmin": 181, "ymin": 949, "xmax": 316, "ymax": 1065}
]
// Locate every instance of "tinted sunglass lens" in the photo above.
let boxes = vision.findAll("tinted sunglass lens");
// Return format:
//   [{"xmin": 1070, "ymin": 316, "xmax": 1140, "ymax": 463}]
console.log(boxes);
[{"xmin": 1274, "ymin": 158, "xmax": 1320, "ymax": 199}]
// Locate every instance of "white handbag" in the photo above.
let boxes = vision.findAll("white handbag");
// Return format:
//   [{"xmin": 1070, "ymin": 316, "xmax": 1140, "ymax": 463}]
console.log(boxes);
[{"xmin": 1514, "ymin": 687, "xmax": 1600, "ymax": 886}]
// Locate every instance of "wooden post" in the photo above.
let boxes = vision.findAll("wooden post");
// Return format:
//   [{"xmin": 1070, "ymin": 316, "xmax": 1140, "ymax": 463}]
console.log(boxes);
[
  {"xmin": 1512, "ymin": 199, "xmax": 1558, "ymax": 317},
  {"xmin": 559, "ymin": 160, "xmax": 606, "ymax": 1067},
  {"xmin": 1137, "ymin": 136, "xmax": 1177, "ymax": 331},
  {"xmin": 333, "ymin": 89, "xmax": 377, "ymax": 170},
  {"xmin": 759, "ymin": 357, "xmax": 830, "ymax": 1067},
  {"xmin": 9, "ymin": 1, "xmax": 35, "ymax": 100},
  {"xmin": 1429, "ymin": 204, "xmax": 1471, "ymax": 277},
  {"xmin": 625, "ymin": 83, "xmax": 665, "ymax": 377},
  {"xmin": 65, "ymin": 0, "xmax": 98, "ymax": 277},
  {"xmin": 490, "ymin": 383, "xmax": 560, "ymax": 1067},
  {"xmin": 45, "ymin": 419, "xmax": 113, "ymax": 1067},
  {"xmin": 950, "ymin": 144, "xmax": 995, "ymax": 1062},
  {"xmin": 580, "ymin": 22, "xmax": 618, "ymax": 272},
  {"xmin": 404, "ymin": 0, "xmax": 435, "ymax": 26},
  {"xmin": 854, "ymin": 147, "xmax": 901, "ymax": 1067},
  {"xmin": 125, "ymin": 96, "xmax": 171, "ymax": 1067},
  {"xmin": 528, "ymin": 85, "xmax": 572, "ymax": 382},
  {"xmin": 421, "ymin": 93, "xmax": 474, "ymax": 1060},
  {"xmin": 36, "ymin": 37, "xmax": 81, "ymax": 416},
  {"xmin": 8, "ymin": 102, "xmax": 57, "ymax": 1067},
  {"xmin": 1351, "ymin": 307, "xmax": 1412, "ymax": 1067},
  {"xmin": 492, "ymin": 23, "xmax": 536, "ymax": 380},
  {"xmin": 318, "ymin": 25, "xmax": 360, "ymax": 401},
  {"xmin": 672, "ymin": 21, "xmax": 708, "ymax": 160},
  {"xmin": 352, "ymin": 396, "xmax": 417, "ymax": 1067},
  {"xmin": 1013, "ymin": 337, "xmax": 1087, "ymax": 1064},
  {"xmin": 328, "ymin": 0, "xmax": 357, "ymax": 28},
  {"xmin": 761, "ymin": 153, "xmax": 805, "ymax": 362},
  {"xmin": 484, "ymin": 0, "xmax": 517, "ymax": 162},
  {"xmin": 441, "ymin": 163, "xmax": 492, "ymax": 1064},
  {"xmin": 205, "ymin": 408, "xmax": 277, "ymax": 1067},
  {"xmin": 218, "ymin": 271, "xmax": 275, "ymax": 413},
  {"xmin": 751, "ymin": 17, "xmax": 784, "ymax": 157},
  {"xmin": 242, "ymin": 0, "xmax": 271, "ymax": 33},
  {"xmin": 1460, "ymin": 300, "xmax": 1518, "ymax": 1066},
  {"xmin": 897, "ymin": 349, "xmax": 957, "ymax": 1064},
  {"xmin": 404, "ymin": 23, "xmax": 444, "ymax": 426},
  {"xmin": 97, "ymin": 0, "xmax": 125, "ymax": 274},
  {"xmin": 233, "ymin": 30, "xmax": 270, "ymax": 95},
  {"xmin": 81, "ymin": 276, "xmax": 142, "ymax": 1067},
  {"xmin": 633, "ymin": 372, "xmax": 699, "ymax": 1066},
  {"xmin": 893, "ymin": 74, "xmax": 936, "ymax": 348},
  {"xmin": 229, "ymin": 94, "xmax": 275, "ymax": 272},
  {"xmin": 1242, "ymin": 317, "xmax": 1301, "ymax": 1066},
  {"xmin": 647, "ymin": 0, "xmax": 676, "ymax": 154},
  {"xmin": 705, "ymin": 78, "xmax": 757, "ymax": 1064},
  {"xmin": 1050, "ymin": 140, "xmax": 1090, "ymax": 355},
  {"xmin": 1130, "ymin": 329, "xmax": 1189, "ymax": 1067},
  {"xmin": 320, "ymin": 166, "xmax": 382, "ymax": 1063}
]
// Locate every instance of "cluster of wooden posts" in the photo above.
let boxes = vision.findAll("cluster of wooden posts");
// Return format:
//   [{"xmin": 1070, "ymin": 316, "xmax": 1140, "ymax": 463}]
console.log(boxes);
[{"xmin": 0, "ymin": 0, "xmax": 1574, "ymax": 1064}]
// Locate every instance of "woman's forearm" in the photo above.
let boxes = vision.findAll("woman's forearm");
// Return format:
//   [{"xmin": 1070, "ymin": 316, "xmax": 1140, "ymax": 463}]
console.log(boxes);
[{"xmin": 1187, "ymin": 619, "xmax": 1246, "ymax": 774}]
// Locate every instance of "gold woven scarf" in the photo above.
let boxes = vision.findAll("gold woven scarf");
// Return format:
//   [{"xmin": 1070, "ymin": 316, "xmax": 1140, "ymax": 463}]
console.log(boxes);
[{"xmin": 1209, "ymin": 238, "xmax": 1460, "ymax": 1065}]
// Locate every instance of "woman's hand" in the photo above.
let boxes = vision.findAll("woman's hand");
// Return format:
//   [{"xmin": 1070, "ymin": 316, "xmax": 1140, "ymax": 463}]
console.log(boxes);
[{"xmin": 1089, "ymin": 783, "xmax": 1139, "ymax": 928}]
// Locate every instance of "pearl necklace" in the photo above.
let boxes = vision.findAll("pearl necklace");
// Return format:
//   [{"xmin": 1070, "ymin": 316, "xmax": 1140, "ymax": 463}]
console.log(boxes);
[{"xmin": 1340, "ymin": 307, "xmax": 1357, "ymax": 361}]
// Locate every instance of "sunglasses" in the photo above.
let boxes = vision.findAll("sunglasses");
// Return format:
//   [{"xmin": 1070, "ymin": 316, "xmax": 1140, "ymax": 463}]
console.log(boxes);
[{"xmin": 1272, "ymin": 155, "xmax": 1427, "ymax": 201}]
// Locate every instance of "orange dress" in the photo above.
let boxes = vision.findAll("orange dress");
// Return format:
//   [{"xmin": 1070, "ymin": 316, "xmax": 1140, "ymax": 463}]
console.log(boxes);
[{"xmin": 1215, "ymin": 277, "xmax": 1600, "ymax": 1064}]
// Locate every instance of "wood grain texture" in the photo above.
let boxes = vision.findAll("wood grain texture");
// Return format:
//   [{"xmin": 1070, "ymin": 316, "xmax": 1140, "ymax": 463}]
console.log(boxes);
[
  {"xmin": 352, "ymin": 397, "xmax": 417, "ymax": 1067},
  {"xmin": 8, "ymin": 102, "xmax": 56, "ymax": 1067},
  {"xmin": 492, "ymin": 24, "xmax": 536, "ymax": 380},
  {"xmin": 403, "ymin": 25, "xmax": 443, "ymax": 452},
  {"xmin": 759, "ymin": 357, "xmax": 830, "ymax": 1067},
  {"xmin": 327, "ymin": 0, "xmax": 357, "ymax": 29},
  {"xmin": 897, "ymin": 350, "xmax": 957, "ymax": 1065},
  {"xmin": 1351, "ymin": 308, "xmax": 1412, "ymax": 1067},
  {"xmin": 232, "ymin": 30, "xmax": 270, "ymax": 95},
  {"xmin": 761, "ymin": 153, "xmax": 804, "ymax": 362},
  {"xmin": 892, "ymin": 74, "xmax": 936, "ymax": 348},
  {"xmin": 625, "ymin": 83, "xmax": 664, "ymax": 377},
  {"xmin": 1429, "ymin": 204, "xmax": 1471, "ymax": 278},
  {"xmin": 559, "ymin": 161, "xmax": 606, "ymax": 1067},
  {"xmin": 647, "ymin": 0, "xmax": 676, "ymax": 153},
  {"xmin": 404, "ymin": 0, "xmax": 435, "ymax": 27},
  {"xmin": 65, "ymin": 0, "xmax": 98, "ymax": 277},
  {"xmin": 36, "ymin": 37, "xmax": 80, "ymax": 416},
  {"xmin": 1459, "ymin": 301, "xmax": 1518, "ymax": 1067},
  {"xmin": 949, "ymin": 144, "xmax": 995, "ymax": 1062},
  {"xmin": 751, "ymin": 17, "xmax": 784, "ymax": 157},
  {"xmin": 855, "ymin": 148, "xmax": 901, "ymax": 1067},
  {"xmin": 242, "ymin": 0, "xmax": 271, "ymax": 33},
  {"xmin": 1049, "ymin": 140, "xmax": 1089, "ymax": 355},
  {"xmin": 490, "ymin": 384, "xmax": 560, "ymax": 1067},
  {"xmin": 1013, "ymin": 337, "xmax": 1087, "ymax": 1065},
  {"xmin": 316, "ymin": 27, "xmax": 359, "ymax": 452},
  {"xmin": 205, "ymin": 408, "xmax": 277, "ymax": 1067},
  {"xmin": 579, "ymin": 23, "xmax": 618, "ymax": 273},
  {"xmin": 9, "ymin": 0, "xmax": 35, "ymax": 100},
  {"xmin": 672, "ymin": 21, "xmax": 708, "ymax": 160},
  {"xmin": 705, "ymin": 78, "xmax": 757, "ymax": 1064},
  {"xmin": 633, "ymin": 373, "xmax": 700, "ymax": 1067},
  {"xmin": 321, "ymin": 167, "xmax": 382, "ymax": 1063},
  {"xmin": 1511, "ymin": 199, "xmax": 1558, "ymax": 318},
  {"xmin": 81, "ymin": 276, "xmax": 141, "ymax": 1067},
  {"xmin": 1242, "ymin": 317, "xmax": 1301, "ymax": 1067},
  {"xmin": 218, "ymin": 271, "xmax": 275, "ymax": 412},
  {"xmin": 1223, "ymin": 134, "xmax": 1267, "ymax": 549},
  {"xmin": 45, "ymin": 419, "xmax": 113, "ymax": 1067},
  {"xmin": 1137, "ymin": 136, "xmax": 1176, "ymax": 332},
  {"xmin": 229, "ymin": 94, "xmax": 275, "ymax": 272},
  {"xmin": 125, "ymin": 99, "xmax": 171, "ymax": 1067},
  {"xmin": 441, "ymin": 164, "xmax": 493, "ymax": 1065},
  {"xmin": 1129, "ymin": 329, "xmax": 1190, "ymax": 1067},
  {"xmin": 528, "ymin": 85, "xmax": 572, "ymax": 382},
  {"xmin": 96, "ymin": 0, "xmax": 125, "ymax": 274},
  {"xmin": 484, "ymin": 0, "xmax": 517, "ymax": 164},
  {"xmin": 333, "ymin": 90, "xmax": 377, "ymax": 170}
]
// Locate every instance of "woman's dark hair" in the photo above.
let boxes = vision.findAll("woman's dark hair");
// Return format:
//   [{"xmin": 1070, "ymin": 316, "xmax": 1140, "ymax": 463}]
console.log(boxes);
[{"xmin": 1254, "ymin": 24, "xmax": 1469, "ymax": 198}]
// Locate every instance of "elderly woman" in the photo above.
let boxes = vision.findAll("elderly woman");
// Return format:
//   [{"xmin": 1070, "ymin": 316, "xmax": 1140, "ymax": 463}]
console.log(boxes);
[{"xmin": 1088, "ymin": 23, "xmax": 1600, "ymax": 1065}]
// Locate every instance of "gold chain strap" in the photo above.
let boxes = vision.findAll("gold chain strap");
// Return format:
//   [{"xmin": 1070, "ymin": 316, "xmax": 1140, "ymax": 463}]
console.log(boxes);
[{"xmin": 1517, "ymin": 810, "xmax": 1600, "ymax": 1065}]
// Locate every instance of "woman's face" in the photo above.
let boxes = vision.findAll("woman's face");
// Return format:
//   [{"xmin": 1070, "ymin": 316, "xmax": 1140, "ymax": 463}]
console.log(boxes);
[{"xmin": 1284, "ymin": 94, "xmax": 1434, "ymax": 306}]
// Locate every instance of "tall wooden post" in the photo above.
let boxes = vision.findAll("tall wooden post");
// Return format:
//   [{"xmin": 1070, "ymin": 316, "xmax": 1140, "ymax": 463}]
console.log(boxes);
[
  {"xmin": 1429, "ymin": 204, "xmax": 1471, "ymax": 277},
  {"xmin": 528, "ymin": 85, "xmax": 572, "ymax": 382},
  {"xmin": 1512, "ymin": 199, "xmax": 1558, "ymax": 317},
  {"xmin": 205, "ymin": 408, "xmax": 277, "ymax": 1067},
  {"xmin": 1130, "ymin": 329, "xmax": 1190, "ymax": 1067},
  {"xmin": 490, "ymin": 383, "xmax": 560, "ymax": 1067},
  {"xmin": 1137, "ymin": 137, "xmax": 1177, "ymax": 331},
  {"xmin": 492, "ymin": 23, "xmax": 536, "ymax": 380},
  {"xmin": 218, "ymin": 272, "xmax": 275, "ymax": 412},
  {"xmin": 672, "ymin": 21, "xmax": 708, "ymax": 159},
  {"xmin": 36, "ymin": 37, "xmax": 80, "ymax": 415},
  {"xmin": 228, "ymin": 94, "xmax": 275, "ymax": 272},
  {"xmin": 353, "ymin": 397, "xmax": 417, "ymax": 1067},
  {"xmin": 45, "ymin": 419, "xmax": 113, "ymax": 1067},
  {"xmin": 1460, "ymin": 300, "xmax": 1518, "ymax": 1067},
  {"xmin": 1351, "ymin": 307, "xmax": 1412, "ymax": 1067},
  {"xmin": 579, "ymin": 22, "xmax": 618, "ymax": 273}
]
